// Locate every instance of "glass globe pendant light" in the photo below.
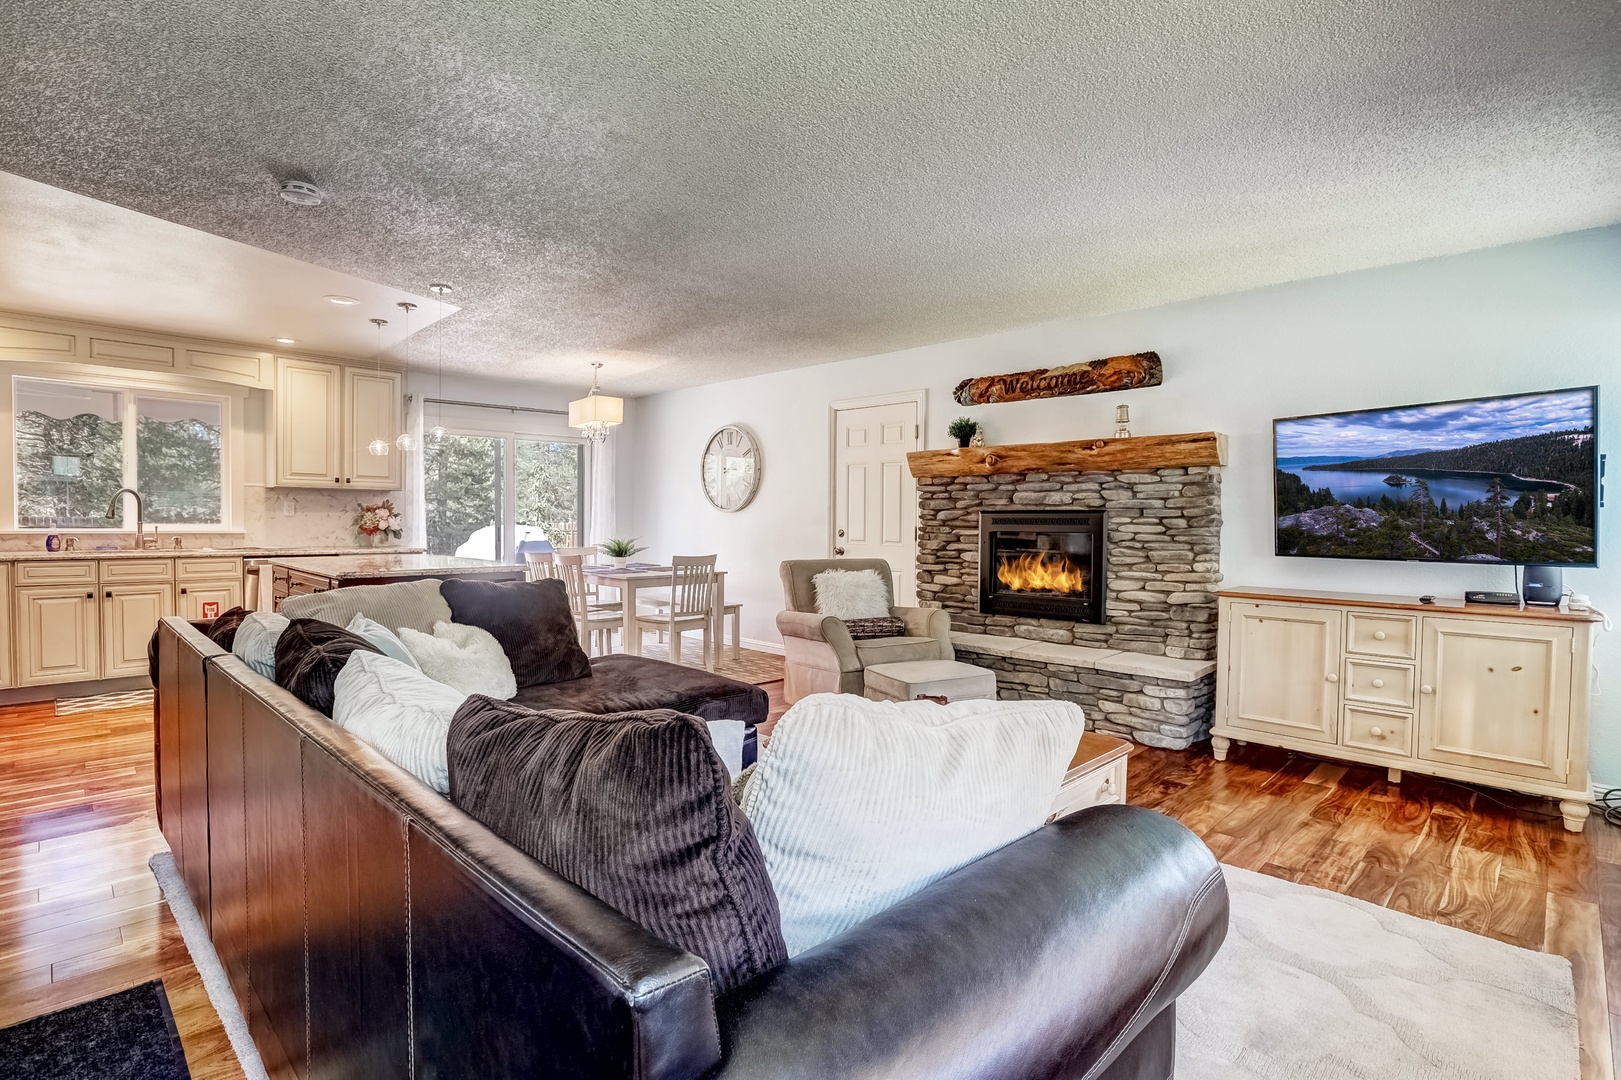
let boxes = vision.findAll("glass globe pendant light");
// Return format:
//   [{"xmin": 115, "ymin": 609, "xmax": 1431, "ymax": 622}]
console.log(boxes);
[
  {"xmin": 426, "ymin": 283, "xmax": 452, "ymax": 447},
  {"xmin": 394, "ymin": 300, "xmax": 418, "ymax": 452},
  {"xmin": 367, "ymin": 317, "xmax": 390, "ymax": 457}
]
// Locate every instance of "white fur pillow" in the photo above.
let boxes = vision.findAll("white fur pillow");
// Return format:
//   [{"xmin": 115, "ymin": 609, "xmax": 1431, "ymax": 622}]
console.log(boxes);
[
  {"xmin": 398, "ymin": 621, "xmax": 517, "ymax": 700},
  {"xmin": 812, "ymin": 569, "xmax": 891, "ymax": 620},
  {"xmin": 333, "ymin": 651, "xmax": 468, "ymax": 793},
  {"xmin": 741, "ymin": 694, "xmax": 1085, "ymax": 955}
]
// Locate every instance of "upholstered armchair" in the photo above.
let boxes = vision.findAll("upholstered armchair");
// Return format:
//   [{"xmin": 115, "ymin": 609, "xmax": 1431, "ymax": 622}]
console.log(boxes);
[{"xmin": 776, "ymin": 559, "xmax": 954, "ymax": 703}]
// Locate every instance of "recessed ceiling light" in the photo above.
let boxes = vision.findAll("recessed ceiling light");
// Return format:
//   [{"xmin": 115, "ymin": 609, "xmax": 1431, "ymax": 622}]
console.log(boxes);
[
  {"xmin": 324, "ymin": 295, "xmax": 358, "ymax": 305},
  {"xmin": 273, "ymin": 337, "xmax": 296, "ymax": 345}
]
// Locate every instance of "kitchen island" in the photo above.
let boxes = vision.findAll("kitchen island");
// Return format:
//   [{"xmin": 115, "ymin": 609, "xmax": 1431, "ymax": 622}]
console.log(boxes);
[{"xmin": 267, "ymin": 553, "xmax": 524, "ymax": 609}]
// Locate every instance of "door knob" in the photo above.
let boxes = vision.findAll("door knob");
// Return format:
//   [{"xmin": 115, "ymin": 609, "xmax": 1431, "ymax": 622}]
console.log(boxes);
[
  {"xmin": 1372, "ymin": 678, "xmax": 1385, "ymax": 688},
  {"xmin": 1374, "ymin": 631, "xmax": 1387, "ymax": 640},
  {"xmin": 1325, "ymin": 673, "xmax": 1339, "ymax": 683},
  {"xmin": 1369, "ymin": 726, "xmax": 1383, "ymax": 737},
  {"xmin": 1420, "ymin": 684, "xmax": 1434, "ymax": 695},
  {"xmin": 833, "ymin": 547, "xmax": 845, "ymax": 556}
]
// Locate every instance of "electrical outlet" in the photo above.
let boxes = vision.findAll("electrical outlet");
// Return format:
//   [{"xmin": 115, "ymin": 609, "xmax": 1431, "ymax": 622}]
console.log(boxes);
[{"xmin": 282, "ymin": 498, "xmax": 297, "ymax": 517}]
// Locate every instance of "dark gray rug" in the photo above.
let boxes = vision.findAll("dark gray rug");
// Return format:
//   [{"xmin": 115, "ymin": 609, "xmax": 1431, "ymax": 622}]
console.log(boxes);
[{"xmin": 0, "ymin": 980, "xmax": 190, "ymax": 1080}]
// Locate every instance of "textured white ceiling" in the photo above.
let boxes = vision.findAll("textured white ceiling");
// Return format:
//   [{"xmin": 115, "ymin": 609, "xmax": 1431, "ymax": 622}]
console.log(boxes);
[{"xmin": 1, "ymin": 1, "xmax": 1617, "ymax": 395}]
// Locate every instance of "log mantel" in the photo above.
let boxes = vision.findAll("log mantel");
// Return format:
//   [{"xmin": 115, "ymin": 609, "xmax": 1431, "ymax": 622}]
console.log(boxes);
[{"xmin": 906, "ymin": 431, "xmax": 1226, "ymax": 478}]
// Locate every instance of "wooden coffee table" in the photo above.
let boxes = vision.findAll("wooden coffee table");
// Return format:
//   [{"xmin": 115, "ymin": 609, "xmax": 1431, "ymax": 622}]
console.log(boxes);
[{"xmin": 1049, "ymin": 731, "xmax": 1131, "ymax": 821}]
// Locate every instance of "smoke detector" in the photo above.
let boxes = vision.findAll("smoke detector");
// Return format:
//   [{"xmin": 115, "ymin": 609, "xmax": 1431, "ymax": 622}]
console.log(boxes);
[{"xmin": 279, "ymin": 180, "xmax": 325, "ymax": 207}]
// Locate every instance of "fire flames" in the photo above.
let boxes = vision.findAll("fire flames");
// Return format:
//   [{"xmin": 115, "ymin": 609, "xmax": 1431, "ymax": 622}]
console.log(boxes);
[{"xmin": 996, "ymin": 551, "xmax": 1087, "ymax": 594}]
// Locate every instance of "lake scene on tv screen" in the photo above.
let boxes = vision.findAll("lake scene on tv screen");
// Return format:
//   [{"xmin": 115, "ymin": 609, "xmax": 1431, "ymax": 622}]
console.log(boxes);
[{"xmin": 1275, "ymin": 388, "xmax": 1597, "ymax": 564}]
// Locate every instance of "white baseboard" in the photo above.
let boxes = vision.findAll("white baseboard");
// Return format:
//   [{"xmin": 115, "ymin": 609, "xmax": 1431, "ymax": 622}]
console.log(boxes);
[{"xmin": 742, "ymin": 636, "xmax": 785, "ymax": 655}]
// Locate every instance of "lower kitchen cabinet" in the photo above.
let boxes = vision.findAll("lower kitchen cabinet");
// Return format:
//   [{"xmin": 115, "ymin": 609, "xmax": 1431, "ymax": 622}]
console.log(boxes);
[
  {"xmin": 178, "ymin": 579, "xmax": 243, "ymax": 621},
  {"xmin": 103, "ymin": 583, "xmax": 176, "ymax": 678},
  {"xmin": 15, "ymin": 584, "xmax": 101, "ymax": 685}
]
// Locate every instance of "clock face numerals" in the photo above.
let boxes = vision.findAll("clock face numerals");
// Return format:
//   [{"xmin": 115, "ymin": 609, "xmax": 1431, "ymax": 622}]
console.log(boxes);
[{"xmin": 702, "ymin": 425, "xmax": 760, "ymax": 512}]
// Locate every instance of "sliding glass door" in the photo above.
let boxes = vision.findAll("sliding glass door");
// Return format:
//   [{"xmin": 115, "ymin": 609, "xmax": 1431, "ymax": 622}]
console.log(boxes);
[{"xmin": 424, "ymin": 431, "xmax": 583, "ymax": 561}]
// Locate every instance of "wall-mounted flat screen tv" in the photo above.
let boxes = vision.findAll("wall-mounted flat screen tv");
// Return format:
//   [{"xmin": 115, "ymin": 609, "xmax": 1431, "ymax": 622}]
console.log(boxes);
[{"xmin": 1274, "ymin": 387, "xmax": 1598, "ymax": 566}]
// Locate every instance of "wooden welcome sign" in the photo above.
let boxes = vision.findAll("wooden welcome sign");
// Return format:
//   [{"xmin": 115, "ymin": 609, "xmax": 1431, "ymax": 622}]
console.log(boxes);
[{"xmin": 952, "ymin": 351, "xmax": 1161, "ymax": 406}]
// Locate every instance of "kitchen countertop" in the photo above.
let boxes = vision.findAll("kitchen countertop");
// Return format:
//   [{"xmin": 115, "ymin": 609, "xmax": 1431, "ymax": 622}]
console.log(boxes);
[
  {"xmin": 266, "ymin": 553, "xmax": 517, "ymax": 581},
  {"xmin": 0, "ymin": 546, "xmax": 427, "ymax": 562}
]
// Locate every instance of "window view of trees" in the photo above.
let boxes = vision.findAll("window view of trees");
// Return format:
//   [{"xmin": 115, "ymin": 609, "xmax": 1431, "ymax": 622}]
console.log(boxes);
[
  {"xmin": 516, "ymin": 440, "xmax": 580, "ymax": 547},
  {"xmin": 13, "ymin": 379, "xmax": 226, "ymax": 529},
  {"xmin": 425, "ymin": 435, "xmax": 504, "ymax": 557},
  {"xmin": 424, "ymin": 434, "xmax": 583, "ymax": 558},
  {"xmin": 137, "ymin": 397, "xmax": 223, "ymax": 524}
]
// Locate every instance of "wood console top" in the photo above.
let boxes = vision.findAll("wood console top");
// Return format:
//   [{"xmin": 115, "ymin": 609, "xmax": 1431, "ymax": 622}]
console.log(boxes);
[{"xmin": 1220, "ymin": 586, "xmax": 1604, "ymax": 623}]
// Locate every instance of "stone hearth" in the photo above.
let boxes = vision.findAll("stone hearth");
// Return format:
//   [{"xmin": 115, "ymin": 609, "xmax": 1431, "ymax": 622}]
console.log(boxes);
[{"xmin": 914, "ymin": 465, "xmax": 1222, "ymax": 748}]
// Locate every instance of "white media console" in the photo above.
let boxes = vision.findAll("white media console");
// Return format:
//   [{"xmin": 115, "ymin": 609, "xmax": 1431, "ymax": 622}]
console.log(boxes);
[{"xmin": 1212, "ymin": 587, "xmax": 1601, "ymax": 831}]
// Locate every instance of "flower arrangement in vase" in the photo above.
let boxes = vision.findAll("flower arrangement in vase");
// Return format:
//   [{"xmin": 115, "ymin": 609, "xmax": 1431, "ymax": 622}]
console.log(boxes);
[{"xmin": 354, "ymin": 500, "xmax": 403, "ymax": 545}]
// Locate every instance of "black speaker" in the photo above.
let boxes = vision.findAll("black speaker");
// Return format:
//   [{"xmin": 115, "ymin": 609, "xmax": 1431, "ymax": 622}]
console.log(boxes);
[{"xmin": 1521, "ymin": 565, "xmax": 1564, "ymax": 606}]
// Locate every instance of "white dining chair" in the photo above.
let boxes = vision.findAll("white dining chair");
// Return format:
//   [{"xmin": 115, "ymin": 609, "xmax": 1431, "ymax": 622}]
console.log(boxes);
[
  {"xmin": 554, "ymin": 553, "xmax": 622, "ymax": 655},
  {"xmin": 632, "ymin": 555, "xmax": 717, "ymax": 669},
  {"xmin": 524, "ymin": 550, "xmax": 556, "ymax": 581}
]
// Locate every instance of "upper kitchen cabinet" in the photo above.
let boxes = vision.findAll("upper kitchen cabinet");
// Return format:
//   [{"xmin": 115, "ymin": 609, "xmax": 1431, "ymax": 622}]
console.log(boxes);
[{"xmin": 274, "ymin": 358, "xmax": 402, "ymax": 489}]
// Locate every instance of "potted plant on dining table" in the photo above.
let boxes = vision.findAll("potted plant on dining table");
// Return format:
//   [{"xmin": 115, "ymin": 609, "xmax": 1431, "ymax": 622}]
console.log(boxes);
[{"xmin": 598, "ymin": 537, "xmax": 647, "ymax": 569}]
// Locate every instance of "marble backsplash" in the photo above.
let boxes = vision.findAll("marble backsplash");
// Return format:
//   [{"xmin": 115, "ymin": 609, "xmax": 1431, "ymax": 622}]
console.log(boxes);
[{"xmin": 0, "ymin": 484, "xmax": 401, "ymax": 552}]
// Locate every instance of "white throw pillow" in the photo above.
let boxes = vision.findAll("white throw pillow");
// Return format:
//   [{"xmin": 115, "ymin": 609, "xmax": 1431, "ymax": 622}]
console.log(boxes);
[
  {"xmin": 811, "ymin": 569, "xmax": 891, "ymax": 620},
  {"xmin": 398, "ymin": 621, "xmax": 517, "ymax": 700},
  {"xmin": 346, "ymin": 613, "xmax": 420, "ymax": 670},
  {"xmin": 231, "ymin": 612, "xmax": 289, "ymax": 679},
  {"xmin": 332, "ymin": 651, "xmax": 468, "ymax": 793},
  {"xmin": 741, "ymin": 693, "xmax": 1085, "ymax": 955}
]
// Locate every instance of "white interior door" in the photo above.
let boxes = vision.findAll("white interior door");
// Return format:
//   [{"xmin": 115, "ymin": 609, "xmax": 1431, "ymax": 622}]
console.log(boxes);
[{"xmin": 833, "ymin": 399, "xmax": 920, "ymax": 604}]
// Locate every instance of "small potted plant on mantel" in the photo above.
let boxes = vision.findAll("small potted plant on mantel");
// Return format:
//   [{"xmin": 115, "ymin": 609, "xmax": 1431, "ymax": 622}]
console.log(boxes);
[
  {"xmin": 598, "ymin": 537, "xmax": 646, "ymax": 568},
  {"xmin": 948, "ymin": 416, "xmax": 981, "ymax": 448}
]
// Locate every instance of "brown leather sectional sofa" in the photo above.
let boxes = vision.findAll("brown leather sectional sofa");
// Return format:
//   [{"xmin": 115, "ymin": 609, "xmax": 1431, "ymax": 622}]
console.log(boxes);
[{"xmin": 154, "ymin": 615, "xmax": 1228, "ymax": 1079}]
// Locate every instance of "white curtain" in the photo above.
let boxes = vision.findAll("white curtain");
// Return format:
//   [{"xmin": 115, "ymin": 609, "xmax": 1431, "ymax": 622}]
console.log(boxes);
[
  {"xmin": 588, "ymin": 433, "xmax": 616, "ymax": 547},
  {"xmin": 403, "ymin": 393, "xmax": 427, "ymax": 548}
]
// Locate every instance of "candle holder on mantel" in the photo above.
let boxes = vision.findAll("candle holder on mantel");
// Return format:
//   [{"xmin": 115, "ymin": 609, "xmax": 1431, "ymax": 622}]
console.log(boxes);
[{"xmin": 1114, "ymin": 404, "xmax": 1132, "ymax": 438}]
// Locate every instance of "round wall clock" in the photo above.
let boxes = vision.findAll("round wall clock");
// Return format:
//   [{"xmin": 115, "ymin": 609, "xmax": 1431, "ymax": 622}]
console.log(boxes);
[{"xmin": 701, "ymin": 424, "xmax": 762, "ymax": 512}]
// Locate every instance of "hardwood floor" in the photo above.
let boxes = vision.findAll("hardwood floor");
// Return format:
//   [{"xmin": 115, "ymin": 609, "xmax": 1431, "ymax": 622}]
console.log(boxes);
[
  {"xmin": 4, "ymin": 679, "xmax": 1613, "ymax": 1078},
  {"xmin": 0, "ymin": 695, "xmax": 241, "ymax": 1079}
]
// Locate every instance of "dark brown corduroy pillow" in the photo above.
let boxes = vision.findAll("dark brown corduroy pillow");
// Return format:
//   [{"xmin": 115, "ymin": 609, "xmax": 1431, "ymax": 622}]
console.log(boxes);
[
  {"xmin": 274, "ymin": 618, "xmax": 381, "ymax": 717},
  {"xmin": 203, "ymin": 606, "xmax": 254, "ymax": 651},
  {"xmin": 439, "ymin": 578, "xmax": 591, "ymax": 687},
  {"xmin": 447, "ymin": 698, "xmax": 787, "ymax": 994}
]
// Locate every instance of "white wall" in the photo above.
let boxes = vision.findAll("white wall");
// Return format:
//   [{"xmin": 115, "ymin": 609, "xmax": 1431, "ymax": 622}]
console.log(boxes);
[{"xmin": 624, "ymin": 225, "xmax": 1621, "ymax": 781}]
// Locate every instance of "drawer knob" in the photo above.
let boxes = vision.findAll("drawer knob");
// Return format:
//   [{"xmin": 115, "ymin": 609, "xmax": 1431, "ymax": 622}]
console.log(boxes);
[
  {"xmin": 1374, "ymin": 631, "xmax": 1387, "ymax": 641},
  {"xmin": 1372, "ymin": 678, "xmax": 1385, "ymax": 688},
  {"xmin": 1369, "ymin": 726, "xmax": 1384, "ymax": 737},
  {"xmin": 1102, "ymin": 775, "xmax": 1114, "ymax": 789},
  {"xmin": 1325, "ymin": 673, "xmax": 1339, "ymax": 683},
  {"xmin": 1421, "ymin": 684, "xmax": 1434, "ymax": 695}
]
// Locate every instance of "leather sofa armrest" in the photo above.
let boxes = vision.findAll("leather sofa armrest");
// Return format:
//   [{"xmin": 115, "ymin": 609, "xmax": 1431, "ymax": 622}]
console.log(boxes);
[
  {"xmin": 775, "ymin": 611, "xmax": 859, "ymax": 671},
  {"xmin": 710, "ymin": 806, "xmax": 1227, "ymax": 1079},
  {"xmin": 893, "ymin": 606, "xmax": 955, "ymax": 657}
]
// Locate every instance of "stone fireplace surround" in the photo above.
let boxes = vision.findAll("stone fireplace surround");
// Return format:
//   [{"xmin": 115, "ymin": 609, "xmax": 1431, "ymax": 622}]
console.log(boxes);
[{"xmin": 915, "ymin": 465, "xmax": 1221, "ymax": 749}]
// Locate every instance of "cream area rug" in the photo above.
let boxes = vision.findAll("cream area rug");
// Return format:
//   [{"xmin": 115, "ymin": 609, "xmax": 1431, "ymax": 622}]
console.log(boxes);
[{"xmin": 1179, "ymin": 865, "xmax": 1578, "ymax": 1080}]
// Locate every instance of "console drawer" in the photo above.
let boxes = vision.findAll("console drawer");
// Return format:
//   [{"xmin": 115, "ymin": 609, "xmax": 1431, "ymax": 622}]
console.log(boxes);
[
  {"xmin": 1344, "ymin": 658, "xmax": 1415, "ymax": 710},
  {"xmin": 1346, "ymin": 612, "xmax": 1416, "ymax": 659},
  {"xmin": 1342, "ymin": 704, "xmax": 1413, "ymax": 757}
]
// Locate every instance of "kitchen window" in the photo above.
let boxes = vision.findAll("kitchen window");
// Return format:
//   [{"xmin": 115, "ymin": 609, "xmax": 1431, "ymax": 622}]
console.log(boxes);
[{"xmin": 13, "ymin": 376, "xmax": 230, "ymax": 530}]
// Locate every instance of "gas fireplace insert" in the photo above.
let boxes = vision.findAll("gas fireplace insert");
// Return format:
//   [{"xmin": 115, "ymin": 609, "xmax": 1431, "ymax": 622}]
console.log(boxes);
[{"xmin": 979, "ymin": 510, "xmax": 1106, "ymax": 623}]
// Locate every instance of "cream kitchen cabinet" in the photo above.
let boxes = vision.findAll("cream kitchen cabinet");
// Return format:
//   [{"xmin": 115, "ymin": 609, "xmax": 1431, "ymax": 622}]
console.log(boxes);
[
  {"xmin": 176, "ymin": 556, "xmax": 245, "ymax": 620},
  {"xmin": 274, "ymin": 358, "xmax": 402, "ymax": 490},
  {"xmin": 15, "ymin": 583, "xmax": 101, "ymax": 685},
  {"xmin": 0, "ymin": 564, "xmax": 11, "ymax": 688},
  {"xmin": 1213, "ymin": 588, "xmax": 1598, "ymax": 832},
  {"xmin": 103, "ymin": 583, "xmax": 175, "ymax": 677}
]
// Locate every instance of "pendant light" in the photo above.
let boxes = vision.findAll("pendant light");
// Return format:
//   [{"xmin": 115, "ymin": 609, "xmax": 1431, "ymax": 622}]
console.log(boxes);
[
  {"xmin": 367, "ymin": 317, "xmax": 390, "ymax": 457},
  {"xmin": 569, "ymin": 361, "xmax": 623, "ymax": 444},
  {"xmin": 426, "ymin": 283, "xmax": 452, "ymax": 447},
  {"xmin": 394, "ymin": 301, "xmax": 418, "ymax": 453}
]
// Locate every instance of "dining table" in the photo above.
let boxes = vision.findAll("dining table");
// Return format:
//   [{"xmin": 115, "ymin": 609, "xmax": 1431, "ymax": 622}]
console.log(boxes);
[{"xmin": 582, "ymin": 563, "xmax": 728, "ymax": 668}]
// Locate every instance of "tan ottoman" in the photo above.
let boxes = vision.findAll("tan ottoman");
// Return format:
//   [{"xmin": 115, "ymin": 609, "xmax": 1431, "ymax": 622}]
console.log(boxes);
[{"xmin": 863, "ymin": 660, "xmax": 999, "ymax": 703}]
